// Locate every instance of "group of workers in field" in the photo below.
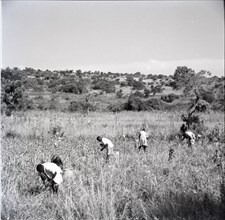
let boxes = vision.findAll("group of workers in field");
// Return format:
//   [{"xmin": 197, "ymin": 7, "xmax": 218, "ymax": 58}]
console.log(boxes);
[{"xmin": 36, "ymin": 124, "xmax": 197, "ymax": 194}]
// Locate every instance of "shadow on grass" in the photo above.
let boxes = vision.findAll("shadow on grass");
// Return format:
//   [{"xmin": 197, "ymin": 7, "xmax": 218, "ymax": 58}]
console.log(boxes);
[
  {"xmin": 118, "ymin": 188, "xmax": 225, "ymax": 220},
  {"xmin": 21, "ymin": 185, "xmax": 47, "ymax": 196},
  {"xmin": 154, "ymin": 192, "xmax": 224, "ymax": 220}
]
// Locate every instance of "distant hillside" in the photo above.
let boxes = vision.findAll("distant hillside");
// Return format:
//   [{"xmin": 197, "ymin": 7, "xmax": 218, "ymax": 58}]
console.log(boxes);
[{"xmin": 1, "ymin": 67, "xmax": 224, "ymax": 114}]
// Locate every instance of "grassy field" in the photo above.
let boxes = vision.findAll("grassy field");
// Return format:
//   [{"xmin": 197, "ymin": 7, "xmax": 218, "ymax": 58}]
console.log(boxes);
[{"xmin": 1, "ymin": 110, "xmax": 225, "ymax": 220}]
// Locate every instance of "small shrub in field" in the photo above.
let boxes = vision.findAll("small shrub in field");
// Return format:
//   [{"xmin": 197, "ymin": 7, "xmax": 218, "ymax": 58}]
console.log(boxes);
[
  {"xmin": 161, "ymin": 93, "xmax": 180, "ymax": 103},
  {"xmin": 5, "ymin": 108, "xmax": 12, "ymax": 117},
  {"xmin": 195, "ymin": 100, "xmax": 211, "ymax": 112},
  {"xmin": 207, "ymin": 126, "xmax": 225, "ymax": 143},
  {"xmin": 37, "ymin": 103, "xmax": 45, "ymax": 110},
  {"xmin": 49, "ymin": 126, "xmax": 63, "ymax": 136},
  {"xmin": 5, "ymin": 130, "xmax": 20, "ymax": 139},
  {"xmin": 161, "ymin": 95, "xmax": 173, "ymax": 103}
]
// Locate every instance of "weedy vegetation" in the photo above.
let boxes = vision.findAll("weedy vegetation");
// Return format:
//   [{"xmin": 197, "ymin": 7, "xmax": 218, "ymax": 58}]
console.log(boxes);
[{"xmin": 1, "ymin": 110, "xmax": 225, "ymax": 220}]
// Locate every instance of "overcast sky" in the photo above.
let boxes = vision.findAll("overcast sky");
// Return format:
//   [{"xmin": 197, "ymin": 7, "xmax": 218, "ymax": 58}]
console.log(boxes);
[{"xmin": 2, "ymin": 0, "xmax": 224, "ymax": 76}]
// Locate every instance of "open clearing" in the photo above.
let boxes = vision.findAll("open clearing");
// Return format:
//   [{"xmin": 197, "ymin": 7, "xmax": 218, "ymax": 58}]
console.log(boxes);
[{"xmin": 1, "ymin": 111, "xmax": 224, "ymax": 220}]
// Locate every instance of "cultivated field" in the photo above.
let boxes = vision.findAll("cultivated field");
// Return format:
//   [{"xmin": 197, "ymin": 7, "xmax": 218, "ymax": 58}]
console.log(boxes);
[{"xmin": 1, "ymin": 110, "xmax": 225, "ymax": 220}]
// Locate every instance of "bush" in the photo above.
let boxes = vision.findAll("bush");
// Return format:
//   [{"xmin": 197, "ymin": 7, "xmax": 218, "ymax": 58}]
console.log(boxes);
[
  {"xmin": 108, "ymin": 102, "xmax": 126, "ymax": 112},
  {"xmin": 116, "ymin": 90, "xmax": 123, "ymax": 98},
  {"xmin": 132, "ymin": 91, "xmax": 144, "ymax": 98},
  {"xmin": 144, "ymin": 88, "xmax": 151, "ymax": 98},
  {"xmin": 132, "ymin": 80, "xmax": 145, "ymax": 90},
  {"xmin": 161, "ymin": 93, "xmax": 180, "ymax": 103},
  {"xmin": 125, "ymin": 96, "xmax": 143, "ymax": 111},
  {"xmin": 161, "ymin": 95, "xmax": 173, "ymax": 103},
  {"xmin": 93, "ymin": 79, "xmax": 116, "ymax": 93},
  {"xmin": 168, "ymin": 93, "xmax": 180, "ymax": 100},
  {"xmin": 195, "ymin": 100, "xmax": 211, "ymax": 112},
  {"xmin": 120, "ymin": 81, "xmax": 128, "ymax": 87},
  {"xmin": 207, "ymin": 126, "xmax": 225, "ymax": 143},
  {"xmin": 125, "ymin": 96, "xmax": 165, "ymax": 111},
  {"xmin": 68, "ymin": 101, "xmax": 96, "ymax": 112},
  {"xmin": 60, "ymin": 84, "xmax": 79, "ymax": 94}
]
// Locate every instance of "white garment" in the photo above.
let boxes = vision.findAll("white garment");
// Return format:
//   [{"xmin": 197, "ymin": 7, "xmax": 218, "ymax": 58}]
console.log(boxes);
[
  {"xmin": 185, "ymin": 131, "xmax": 196, "ymax": 145},
  {"xmin": 43, "ymin": 162, "xmax": 63, "ymax": 184},
  {"xmin": 139, "ymin": 130, "xmax": 148, "ymax": 146},
  {"xmin": 185, "ymin": 131, "xmax": 196, "ymax": 139},
  {"xmin": 102, "ymin": 137, "xmax": 114, "ymax": 155}
]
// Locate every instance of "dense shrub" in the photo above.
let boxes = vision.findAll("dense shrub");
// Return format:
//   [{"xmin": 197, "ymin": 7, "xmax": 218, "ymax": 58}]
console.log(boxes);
[
  {"xmin": 198, "ymin": 87, "xmax": 215, "ymax": 104},
  {"xmin": 144, "ymin": 88, "xmax": 151, "ymax": 98},
  {"xmin": 116, "ymin": 90, "xmax": 123, "ymax": 98},
  {"xmin": 93, "ymin": 79, "xmax": 116, "ymax": 93},
  {"xmin": 161, "ymin": 93, "xmax": 180, "ymax": 103},
  {"xmin": 120, "ymin": 81, "xmax": 128, "ymax": 87},
  {"xmin": 132, "ymin": 80, "xmax": 145, "ymax": 90},
  {"xmin": 125, "ymin": 96, "xmax": 144, "ymax": 111},
  {"xmin": 207, "ymin": 126, "xmax": 225, "ymax": 143},
  {"xmin": 132, "ymin": 91, "xmax": 144, "ymax": 98},
  {"xmin": 144, "ymin": 98, "xmax": 165, "ymax": 110},
  {"xmin": 125, "ymin": 96, "xmax": 165, "ymax": 111},
  {"xmin": 68, "ymin": 101, "xmax": 96, "ymax": 112},
  {"xmin": 126, "ymin": 75, "xmax": 135, "ymax": 86},
  {"xmin": 107, "ymin": 102, "xmax": 126, "ymax": 112},
  {"xmin": 60, "ymin": 84, "xmax": 79, "ymax": 94}
]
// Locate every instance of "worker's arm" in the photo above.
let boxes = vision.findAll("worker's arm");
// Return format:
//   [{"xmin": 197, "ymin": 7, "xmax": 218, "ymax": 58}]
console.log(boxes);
[
  {"xmin": 100, "ymin": 143, "xmax": 108, "ymax": 151},
  {"xmin": 52, "ymin": 172, "xmax": 57, "ymax": 179}
]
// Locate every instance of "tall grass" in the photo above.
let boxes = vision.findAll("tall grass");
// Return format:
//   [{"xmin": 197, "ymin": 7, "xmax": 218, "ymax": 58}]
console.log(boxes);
[{"xmin": 1, "ymin": 110, "xmax": 224, "ymax": 219}]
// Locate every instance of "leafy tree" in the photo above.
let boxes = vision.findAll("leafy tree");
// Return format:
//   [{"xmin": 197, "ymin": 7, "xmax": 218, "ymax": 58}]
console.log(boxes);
[
  {"xmin": 181, "ymin": 95, "xmax": 210, "ymax": 131},
  {"xmin": 173, "ymin": 66, "xmax": 195, "ymax": 90},
  {"xmin": 76, "ymin": 70, "xmax": 83, "ymax": 78},
  {"xmin": 147, "ymin": 74, "xmax": 153, "ymax": 79},
  {"xmin": 92, "ymin": 79, "xmax": 116, "ymax": 93},
  {"xmin": 132, "ymin": 80, "xmax": 145, "ymax": 90},
  {"xmin": 77, "ymin": 80, "xmax": 88, "ymax": 94},
  {"xmin": 134, "ymin": 72, "xmax": 141, "ymax": 77},
  {"xmin": 126, "ymin": 75, "xmax": 135, "ymax": 86},
  {"xmin": 173, "ymin": 66, "xmax": 211, "ymax": 97},
  {"xmin": 212, "ymin": 80, "xmax": 225, "ymax": 110},
  {"xmin": 144, "ymin": 88, "xmax": 151, "ymax": 98},
  {"xmin": 151, "ymin": 85, "xmax": 164, "ymax": 96},
  {"xmin": 198, "ymin": 86, "xmax": 215, "ymax": 104},
  {"xmin": 1, "ymin": 67, "xmax": 33, "ymax": 114}
]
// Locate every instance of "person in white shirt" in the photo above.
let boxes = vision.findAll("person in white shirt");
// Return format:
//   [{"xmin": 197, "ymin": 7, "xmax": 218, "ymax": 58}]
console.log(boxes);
[
  {"xmin": 36, "ymin": 161, "xmax": 63, "ymax": 194},
  {"xmin": 180, "ymin": 124, "xmax": 196, "ymax": 147},
  {"xmin": 138, "ymin": 128, "xmax": 148, "ymax": 152},
  {"xmin": 97, "ymin": 136, "xmax": 114, "ymax": 163}
]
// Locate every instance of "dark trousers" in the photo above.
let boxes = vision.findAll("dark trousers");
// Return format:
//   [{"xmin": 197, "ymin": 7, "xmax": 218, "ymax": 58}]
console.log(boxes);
[{"xmin": 139, "ymin": 145, "xmax": 147, "ymax": 152}]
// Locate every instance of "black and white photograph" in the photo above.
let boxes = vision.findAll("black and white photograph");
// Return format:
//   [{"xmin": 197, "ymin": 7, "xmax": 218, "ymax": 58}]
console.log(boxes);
[{"xmin": 1, "ymin": 0, "xmax": 224, "ymax": 219}]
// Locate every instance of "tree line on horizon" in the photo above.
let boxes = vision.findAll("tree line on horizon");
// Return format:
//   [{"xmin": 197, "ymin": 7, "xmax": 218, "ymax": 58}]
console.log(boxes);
[{"xmin": 1, "ymin": 66, "xmax": 224, "ymax": 115}]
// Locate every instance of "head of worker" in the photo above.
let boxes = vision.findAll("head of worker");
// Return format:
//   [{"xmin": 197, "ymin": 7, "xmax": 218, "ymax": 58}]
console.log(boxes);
[{"xmin": 97, "ymin": 136, "xmax": 102, "ymax": 142}]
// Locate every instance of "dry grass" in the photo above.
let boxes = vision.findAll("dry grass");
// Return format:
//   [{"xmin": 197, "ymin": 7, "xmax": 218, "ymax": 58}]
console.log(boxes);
[{"xmin": 1, "ymin": 110, "xmax": 224, "ymax": 219}]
